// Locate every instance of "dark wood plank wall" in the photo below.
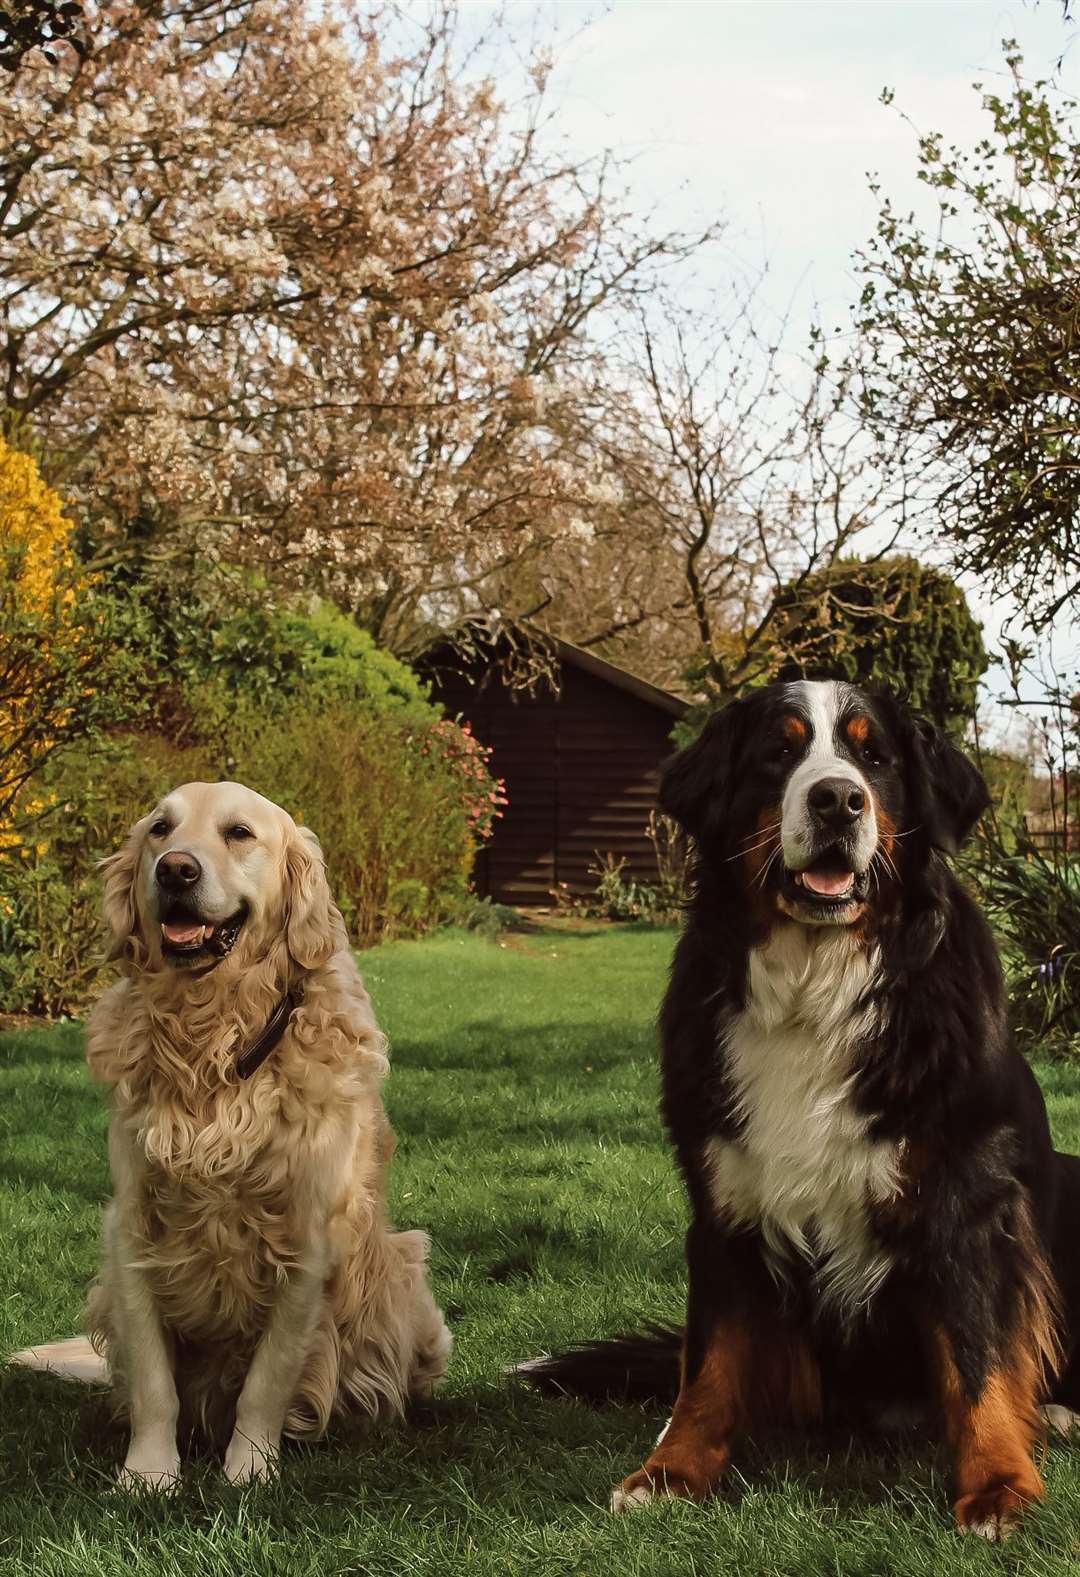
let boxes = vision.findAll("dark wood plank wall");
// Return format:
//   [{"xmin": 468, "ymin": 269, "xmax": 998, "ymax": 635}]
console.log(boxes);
[{"xmin": 427, "ymin": 657, "xmax": 677, "ymax": 906}]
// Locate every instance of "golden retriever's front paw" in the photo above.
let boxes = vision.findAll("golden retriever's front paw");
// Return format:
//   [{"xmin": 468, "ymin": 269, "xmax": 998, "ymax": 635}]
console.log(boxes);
[
  {"xmin": 116, "ymin": 1439, "xmax": 180, "ymax": 1493},
  {"xmin": 224, "ymin": 1429, "xmax": 279, "ymax": 1485}
]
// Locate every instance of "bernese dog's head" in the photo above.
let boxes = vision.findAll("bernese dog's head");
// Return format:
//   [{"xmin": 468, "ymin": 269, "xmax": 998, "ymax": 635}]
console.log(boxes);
[{"xmin": 661, "ymin": 680, "xmax": 989, "ymax": 931}]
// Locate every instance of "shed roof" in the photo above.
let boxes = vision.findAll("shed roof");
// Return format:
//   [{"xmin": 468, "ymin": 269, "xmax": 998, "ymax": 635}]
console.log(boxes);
[
  {"xmin": 542, "ymin": 633, "xmax": 689, "ymax": 719},
  {"xmin": 422, "ymin": 621, "xmax": 690, "ymax": 720}
]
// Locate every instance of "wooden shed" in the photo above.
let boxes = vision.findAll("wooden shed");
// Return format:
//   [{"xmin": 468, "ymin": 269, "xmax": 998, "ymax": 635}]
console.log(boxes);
[{"xmin": 420, "ymin": 629, "xmax": 689, "ymax": 906}]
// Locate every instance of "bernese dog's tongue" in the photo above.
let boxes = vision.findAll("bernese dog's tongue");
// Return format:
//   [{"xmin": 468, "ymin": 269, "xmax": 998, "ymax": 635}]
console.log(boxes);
[{"xmin": 800, "ymin": 866, "xmax": 854, "ymax": 897}]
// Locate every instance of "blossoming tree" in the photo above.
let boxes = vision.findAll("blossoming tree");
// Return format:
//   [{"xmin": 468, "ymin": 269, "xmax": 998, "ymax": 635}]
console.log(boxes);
[{"xmin": 1, "ymin": 0, "xmax": 704, "ymax": 650}]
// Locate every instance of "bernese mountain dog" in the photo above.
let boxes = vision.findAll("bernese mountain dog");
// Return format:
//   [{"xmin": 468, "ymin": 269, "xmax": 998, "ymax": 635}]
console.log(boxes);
[{"xmin": 519, "ymin": 680, "xmax": 1080, "ymax": 1540}]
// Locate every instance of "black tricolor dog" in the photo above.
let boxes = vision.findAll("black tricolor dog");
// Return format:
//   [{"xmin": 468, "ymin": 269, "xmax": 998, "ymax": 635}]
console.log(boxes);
[{"xmin": 519, "ymin": 680, "xmax": 1080, "ymax": 1540}]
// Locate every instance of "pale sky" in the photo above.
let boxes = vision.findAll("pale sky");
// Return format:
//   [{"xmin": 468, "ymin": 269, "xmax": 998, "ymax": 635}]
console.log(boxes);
[
  {"xmin": 458, "ymin": 2, "xmax": 1078, "ymax": 729},
  {"xmin": 544, "ymin": 1, "xmax": 1076, "ymax": 325}
]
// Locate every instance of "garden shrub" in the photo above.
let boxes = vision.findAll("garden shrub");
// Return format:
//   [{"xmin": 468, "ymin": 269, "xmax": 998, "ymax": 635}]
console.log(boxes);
[
  {"xmin": 1, "ymin": 550, "xmax": 507, "ymax": 1014},
  {"xmin": 141, "ymin": 593, "xmax": 436, "ymax": 734},
  {"xmin": 584, "ymin": 856, "xmax": 682, "ymax": 924},
  {"xmin": 770, "ymin": 556, "xmax": 987, "ymax": 735},
  {"xmin": 0, "ymin": 431, "xmax": 146, "ymax": 831},
  {"xmin": 0, "ymin": 686, "xmax": 505, "ymax": 1014},
  {"xmin": 459, "ymin": 896, "xmax": 520, "ymax": 941},
  {"xmin": 574, "ymin": 815, "xmax": 688, "ymax": 924},
  {"xmin": 0, "ymin": 734, "xmax": 205, "ymax": 1014},
  {"xmin": 220, "ymin": 699, "xmax": 489, "ymax": 946},
  {"xmin": 271, "ymin": 604, "xmax": 436, "ymax": 720},
  {"xmin": 967, "ymin": 840, "xmax": 1080, "ymax": 1058}
]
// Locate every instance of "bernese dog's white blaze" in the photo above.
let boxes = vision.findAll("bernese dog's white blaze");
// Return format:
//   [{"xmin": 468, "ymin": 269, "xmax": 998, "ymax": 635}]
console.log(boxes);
[
  {"xmin": 779, "ymin": 680, "xmax": 878, "ymax": 925},
  {"xmin": 704, "ymin": 924, "xmax": 898, "ymax": 1315}
]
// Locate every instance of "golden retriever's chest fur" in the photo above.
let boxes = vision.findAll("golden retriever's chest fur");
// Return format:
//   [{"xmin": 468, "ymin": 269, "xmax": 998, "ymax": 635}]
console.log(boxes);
[
  {"xmin": 125, "ymin": 1075, "xmax": 378, "ymax": 1338},
  {"xmin": 136, "ymin": 1170, "xmax": 304, "ymax": 1338},
  {"xmin": 91, "ymin": 969, "xmax": 387, "ymax": 1342}
]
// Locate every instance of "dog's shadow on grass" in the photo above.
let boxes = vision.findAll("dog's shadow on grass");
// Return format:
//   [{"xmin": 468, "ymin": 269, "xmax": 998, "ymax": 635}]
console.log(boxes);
[
  {"xmin": 0, "ymin": 1359, "xmax": 950, "ymax": 1534},
  {"xmin": 0, "ymin": 1030, "xmax": 110, "ymax": 1204}
]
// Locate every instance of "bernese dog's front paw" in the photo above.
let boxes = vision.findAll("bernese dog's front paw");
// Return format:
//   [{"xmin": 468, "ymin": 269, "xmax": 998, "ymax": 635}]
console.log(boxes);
[
  {"xmin": 1042, "ymin": 1403, "xmax": 1080, "ymax": 1437},
  {"xmin": 610, "ymin": 1465, "xmax": 710, "ymax": 1512},
  {"xmin": 955, "ymin": 1476, "xmax": 1040, "ymax": 1541},
  {"xmin": 611, "ymin": 1475, "xmax": 659, "ymax": 1513}
]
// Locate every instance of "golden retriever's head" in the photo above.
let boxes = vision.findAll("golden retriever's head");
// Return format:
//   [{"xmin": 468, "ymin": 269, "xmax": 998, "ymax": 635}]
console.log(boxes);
[{"xmin": 100, "ymin": 782, "xmax": 342, "ymax": 975}]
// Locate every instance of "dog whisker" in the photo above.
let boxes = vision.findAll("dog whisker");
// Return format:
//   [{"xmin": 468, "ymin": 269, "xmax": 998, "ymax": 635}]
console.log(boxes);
[
  {"xmin": 725, "ymin": 822, "xmax": 783, "ymax": 860},
  {"xmin": 870, "ymin": 845, "xmax": 900, "ymax": 890},
  {"xmin": 725, "ymin": 832, "xmax": 782, "ymax": 863},
  {"xmin": 752, "ymin": 844, "xmax": 784, "ymax": 891}
]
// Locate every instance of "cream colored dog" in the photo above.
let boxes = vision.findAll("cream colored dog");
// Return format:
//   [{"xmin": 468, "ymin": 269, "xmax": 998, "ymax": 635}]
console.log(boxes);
[{"xmin": 85, "ymin": 781, "xmax": 451, "ymax": 1489}]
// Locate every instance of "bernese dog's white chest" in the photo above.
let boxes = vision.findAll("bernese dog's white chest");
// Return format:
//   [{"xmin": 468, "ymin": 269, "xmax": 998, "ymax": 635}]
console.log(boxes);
[{"xmin": 703, "ymin": 926, "xmax": 900, "ymax": 1314}]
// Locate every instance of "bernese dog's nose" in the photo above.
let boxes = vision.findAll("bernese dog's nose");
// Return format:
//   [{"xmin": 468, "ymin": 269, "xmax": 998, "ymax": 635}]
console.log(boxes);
[
  {"xmin": 807, "ymin": 777, "xmax": 865, "ymax": 827},
  {"xmin": 156, "ymin": 851, "xmax": 202, "ymax": 892}
]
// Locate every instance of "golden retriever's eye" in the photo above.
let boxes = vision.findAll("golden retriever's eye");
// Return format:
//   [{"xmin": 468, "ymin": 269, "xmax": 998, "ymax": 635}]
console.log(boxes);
[
  {"xmin": 225, "ymin": 824, "xmax": 255, "ymax": 843},
  {"xmin": 149, "ymin": 819, "xmax": 170, "ymax": 838}
]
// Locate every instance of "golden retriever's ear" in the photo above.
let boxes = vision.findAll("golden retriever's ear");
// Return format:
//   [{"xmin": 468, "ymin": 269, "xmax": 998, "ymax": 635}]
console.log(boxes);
[
  {"xmin": 98, "ymin": 820, "xmax": 147, "ymax": 963},
  {"xmin": 285, "ymin": 826, "xmax": 340, "ymax": 971}
]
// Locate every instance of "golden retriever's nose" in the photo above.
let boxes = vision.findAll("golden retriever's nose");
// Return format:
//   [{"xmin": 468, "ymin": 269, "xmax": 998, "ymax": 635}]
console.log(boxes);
[{"xmin": 156, "ymin": 851, "xmax": 202, "ymax": 893}]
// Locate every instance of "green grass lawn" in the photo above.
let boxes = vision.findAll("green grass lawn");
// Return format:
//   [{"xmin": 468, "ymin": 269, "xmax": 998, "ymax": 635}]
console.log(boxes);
[{"xmin": 3, "ymin": 922, "xmax": 1080, "ymax": 1576}]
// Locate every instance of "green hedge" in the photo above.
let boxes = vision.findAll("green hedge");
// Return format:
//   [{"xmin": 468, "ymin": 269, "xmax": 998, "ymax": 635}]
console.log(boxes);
[{"xmin": 0, "ymin": 605, "xmax": 502, "ymax": 1015}]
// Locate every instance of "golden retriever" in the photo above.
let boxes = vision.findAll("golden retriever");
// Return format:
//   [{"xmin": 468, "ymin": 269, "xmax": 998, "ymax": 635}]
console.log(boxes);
[{"xmin": 85, "ymin": 780, "xmax": 451, "ymax": 1488}]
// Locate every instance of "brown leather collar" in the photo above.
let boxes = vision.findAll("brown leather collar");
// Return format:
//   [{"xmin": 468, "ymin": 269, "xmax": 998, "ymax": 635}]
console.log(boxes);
[{"xmin": 235, "ymin": 988, "xmax": 301, "ymax": 1080}]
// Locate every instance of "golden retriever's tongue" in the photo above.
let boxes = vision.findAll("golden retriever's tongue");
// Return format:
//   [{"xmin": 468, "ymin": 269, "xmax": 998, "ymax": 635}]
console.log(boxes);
[
  {"xmin": 162, "ymin": 920, "xmax": 205, "ymax": 944},
  {"xmin": 800, "ymin": 866, "xmax": 853, "ymax": 897}
]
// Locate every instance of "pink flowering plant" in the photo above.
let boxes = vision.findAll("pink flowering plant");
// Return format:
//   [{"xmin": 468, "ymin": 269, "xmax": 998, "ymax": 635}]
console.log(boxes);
[{"xmin": 417, "ymin": 719, "xmax": 507, "ymax": 848}]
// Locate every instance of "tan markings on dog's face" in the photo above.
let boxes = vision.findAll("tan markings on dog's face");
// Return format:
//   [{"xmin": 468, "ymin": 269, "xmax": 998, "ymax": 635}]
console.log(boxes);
[
  {"xmin": 875, "ymin": 802, "xmax": 897, "ymax": 861},
  {"xmin": 844, "ymin": 715, "xmax": 870, "ymax": 748},
  {"xmin": 741, "ymin": 803, "xmax": 786, "ymax": 944},
  {"xmin": 782, "ymin": 715, "xmax": 808, "ymax": 747},
  {"xmin": 742, "ymin": 804, "xmax": 784, "ymax": 887}
]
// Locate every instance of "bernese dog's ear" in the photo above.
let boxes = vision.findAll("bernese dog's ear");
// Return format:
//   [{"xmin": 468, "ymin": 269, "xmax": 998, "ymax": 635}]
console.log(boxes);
[
  {"xmin": 906, "ymin": 715, "xmax": 990, "ymax": 854},
  {"xmin": 659, "ymin": 697, "xmax": 749, "ymax": 842}
]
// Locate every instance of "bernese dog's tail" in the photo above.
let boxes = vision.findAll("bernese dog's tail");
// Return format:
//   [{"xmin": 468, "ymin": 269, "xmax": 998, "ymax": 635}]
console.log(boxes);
[{"xmin": 513, "ymin": 1322, "xmax": 682, "ymax": 1403}]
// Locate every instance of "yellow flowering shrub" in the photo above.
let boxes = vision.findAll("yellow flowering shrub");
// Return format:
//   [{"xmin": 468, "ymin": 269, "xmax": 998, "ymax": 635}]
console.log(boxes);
[
  {"xmin": 0, "ymin": 436, "xmax": 77, "ymax": 844},
  {"xmin": 0, "ymin": 432, "xmax": 146, "ymax": 848},
  {"xmin": 0, "ymin": 433, "xmax": 76, "ymax": 611}
]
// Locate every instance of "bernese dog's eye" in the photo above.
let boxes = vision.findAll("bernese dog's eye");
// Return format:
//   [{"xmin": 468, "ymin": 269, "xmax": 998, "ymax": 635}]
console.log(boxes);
[
  {"xmin": 862, "ymin": 743, "xmax": 885, "ymax": 768},
  {"xmin": 225, "ymin": 824, "xmax": 255, "ymax": 843},
  {"xmin": 149, "ymin": 819, "xmax": 170, "ymax": 838}
]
